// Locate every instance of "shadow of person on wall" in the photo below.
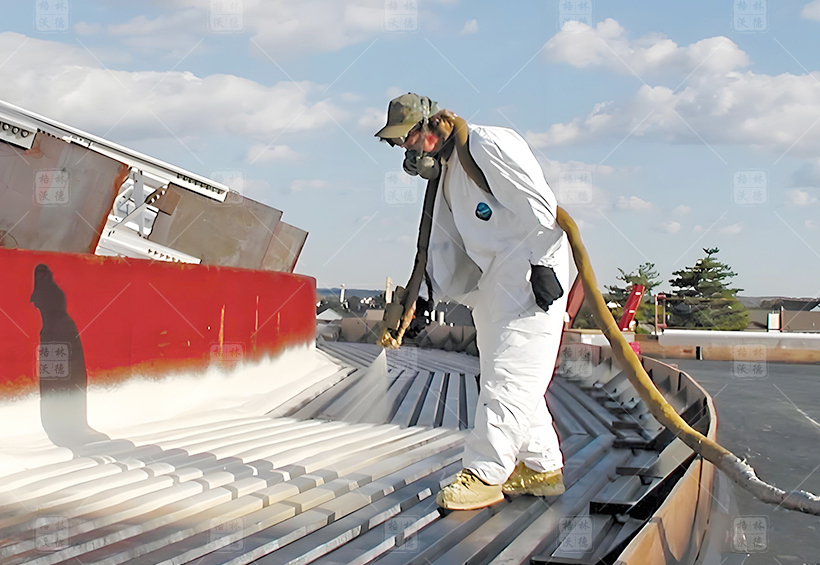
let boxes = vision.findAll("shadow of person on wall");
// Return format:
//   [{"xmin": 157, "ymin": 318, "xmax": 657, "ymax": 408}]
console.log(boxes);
[{"xmin": 31, "ymin": 264, "xmax": 109, "ymax": 449}]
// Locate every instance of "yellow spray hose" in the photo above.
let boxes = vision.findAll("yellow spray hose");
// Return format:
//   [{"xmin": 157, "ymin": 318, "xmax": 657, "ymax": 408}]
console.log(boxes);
[{"xmin": 557, "ymin": 206, "xmax": 820, "ymax": 515}]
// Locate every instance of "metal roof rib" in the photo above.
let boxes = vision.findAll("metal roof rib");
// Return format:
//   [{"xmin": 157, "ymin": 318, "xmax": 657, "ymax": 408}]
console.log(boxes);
[{"xmin": 0, "ymin": 342, "xmax": 712, "ymax": 564}]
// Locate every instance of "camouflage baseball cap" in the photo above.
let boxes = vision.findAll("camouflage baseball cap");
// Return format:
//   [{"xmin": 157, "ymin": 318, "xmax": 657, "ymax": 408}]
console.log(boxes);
[{"xmin": 374, "ymin": 93, "xmax": 439, "ymax": 140}]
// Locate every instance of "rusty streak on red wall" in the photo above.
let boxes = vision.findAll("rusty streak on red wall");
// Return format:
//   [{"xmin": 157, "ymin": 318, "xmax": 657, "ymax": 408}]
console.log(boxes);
[{"xmin": 0, "ymin": 248, "xmax": 316, "ymax": 399}]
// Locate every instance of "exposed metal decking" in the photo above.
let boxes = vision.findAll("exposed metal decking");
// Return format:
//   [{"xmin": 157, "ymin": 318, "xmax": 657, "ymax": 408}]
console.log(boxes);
[{"xmin": 0, "ymin": 343, "xmax": 705, "ymax": 564}]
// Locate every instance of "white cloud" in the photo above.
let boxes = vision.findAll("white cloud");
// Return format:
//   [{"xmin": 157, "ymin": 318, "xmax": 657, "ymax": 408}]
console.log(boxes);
[
  {"xmin": 672, "ymin": 204, "xmax": 691, "ymax": 215},
  {"xmin": 537, "ymin": 160, "xmax": 619, "ymax": 213},
  {"xmin": 0, "ymin": 32, "xmax": 343, "ymax": 145},
  {"xmin": 801, "ymin": 0, "xmax": 820, "ymax": 21},
  {"xmin": 526, "ymin": 118, "xmax": 587, "ymax": 148},
  {"xmin": 529, "ymin": 23, "xmax": 820, "ymax": 157},
  {"xmin": 93, "ymin": 2, "xmax": 378, "ymax": 57},
  {"xmin": 245, "ymin": 144, "xmax": 300, "ymax": 164},
  {"xmin": 718, "ymin": 222, "xmax": 744, "ymax": 235},
  {"xmin": 242, "ymin": 178, "xmax": 272, "ymax": 197},
  {"xmin": 792, "ymin": 157, "xmax": 820, "ymax": 186},
  {"xmin": 386, "ymin": 86, "xmax": 405, "ymax": 98},
  {"xmin": 290, "ymin": 179, "xmax": 328, "ymax": 193},
  {"xmin": 807, "ymin": 219, "xmax": 819, "ymax": 229},
  {"xmin": 91, "ymin": 0, "xmax": 456, "ymax": 58},
  {"xmin": 105, "ymin": 8, "xmax": 206, "ymax": 58},
  {"xmin": 616, "ymin": 195, "xmax": 654, "ymax": 211},
  {"xmin": 246, "ymin": 0, "xmax": 385, "ymax": 55},
  {"xmin": 693, "ymin": 224, "xmax": 704, "ymax": 234},
  {"xmin": 357, "ymin": 106, "xmax": 387, "ymax": 132},
  {"xmin": 538, "ymin": 159, "xmax": 617, "ymax": 184},
  {"xmin": 158, "ymin": 0, "xmax": 390, "ymax": 56},
  {"xmin": 73, "ymin": 21, "xmax": 102, "ymax": 36},
  {"xmin": 786, "ymin": 188, "xmax": 819, "ymax": 206},
  {"xmin": 339, "ymin": 92, "xmax": 364, "ymax": 103},
  {"xmin": 461, "ymin": 19, "xmax": 478, "ymax": 35},
  {"xmin": 660, "ymin": 221, "xmax": 681, "ymax": 233},
  {"xmin": 535, "ymin": 159, "xmax": 637, "ymax": 218},
  {"xmin": 107, "ymin": 8, "xmax": 202, "ymax": 37},
  {"xmin": 545, "ymin": 19, "xmax": 749, "ymax": 76}
]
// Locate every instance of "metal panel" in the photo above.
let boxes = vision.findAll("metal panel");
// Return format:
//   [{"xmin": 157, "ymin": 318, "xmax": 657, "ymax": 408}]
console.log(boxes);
[
  {"xmin": 0, "ymin": 133, "xmax": 123, "ymax": 253},
  {"xmin": 261, "ymin": 221, "xmax": 308, "ymax": 273},
  {"xmin": 148, "ymin": 184, "xmax": 283, "ymax": 269},
  {"xmin": 0, "ymin": 340, "xmax": 721, "ymax": 565},
  {"xmin": 442, "ymin": 373, "xmax": 461, "ymax": 429},
  {"xmin": 464, "ymin": 373, "xmax": 478, "ymax": 429},
  {"xmin": 392, "ymin": 371, "xmax": 434, "ymax": 427},
  {"xmin": 417, "ymin": 371, "xmax": 446, "ymax": 427}
]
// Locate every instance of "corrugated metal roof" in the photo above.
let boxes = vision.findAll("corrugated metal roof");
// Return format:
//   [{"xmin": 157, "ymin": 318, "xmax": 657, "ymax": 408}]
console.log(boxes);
[{"xmin": 0, "ymin": 342, "xmax": 705, "ymax": 564}]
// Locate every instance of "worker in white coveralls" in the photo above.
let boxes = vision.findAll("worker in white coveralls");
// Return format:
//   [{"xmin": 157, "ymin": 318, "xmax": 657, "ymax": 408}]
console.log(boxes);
[{"xmin": 374, "ymin": 93, "xmax": 570, "ymax": 510}]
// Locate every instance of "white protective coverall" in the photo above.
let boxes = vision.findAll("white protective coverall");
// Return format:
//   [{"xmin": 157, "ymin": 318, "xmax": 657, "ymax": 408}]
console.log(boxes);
[{"xmin": 425, "ymin": 124, "xmax": 569, "ymax": 485}]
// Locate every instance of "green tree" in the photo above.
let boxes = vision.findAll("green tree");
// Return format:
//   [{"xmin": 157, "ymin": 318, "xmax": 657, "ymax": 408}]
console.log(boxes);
[
  {"xmin": 605, "ymin": 262, "xmax": 661, "ymax": 323},
  {"xmin": 606, "ymin": 262, "xmax": 661, "ymax": 301},
  {"xmin": 667, "ymin": 247, "xmax": 749, "ymax": 330}
]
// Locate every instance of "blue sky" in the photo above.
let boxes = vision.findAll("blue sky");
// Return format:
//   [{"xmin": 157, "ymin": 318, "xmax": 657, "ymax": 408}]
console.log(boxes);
[{"xmin": 2, "ymin": 0, "xmax": 819, "ymax": 296}]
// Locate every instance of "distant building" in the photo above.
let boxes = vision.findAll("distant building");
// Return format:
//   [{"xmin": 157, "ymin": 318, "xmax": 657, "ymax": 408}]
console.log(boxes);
[
  {"xmin": 782, "ymin": 303, "xmax": 820, "ymax": 333},
  {"xmin": 317, "ymin": 309, "xmax": 343, "ymax": 321},
  {"xmin": 433, "ymin": 302, "xmax": 475, "ymax": 326},
  {"xmin": 738, "ymin": 296, "xmax": 820, "ymax": 332},
  {"xmin": 364, "ymin": 309, "xmax": 384, "ymax": 321}
]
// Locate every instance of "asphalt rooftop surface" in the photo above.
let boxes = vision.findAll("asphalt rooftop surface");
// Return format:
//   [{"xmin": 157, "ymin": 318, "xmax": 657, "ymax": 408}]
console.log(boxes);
[{"xmin": 670, "ymin": 358, "xmax": 820, "ymax": 565}]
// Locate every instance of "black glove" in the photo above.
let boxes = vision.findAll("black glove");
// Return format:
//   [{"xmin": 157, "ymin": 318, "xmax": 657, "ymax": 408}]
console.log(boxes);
[
  {"xmin": 404, "ymin": 297, "xmax": 431, "ymax": 340},
  {"xmin": 530, "ymin": 264, "xmax": 564, "ymax": 313}
]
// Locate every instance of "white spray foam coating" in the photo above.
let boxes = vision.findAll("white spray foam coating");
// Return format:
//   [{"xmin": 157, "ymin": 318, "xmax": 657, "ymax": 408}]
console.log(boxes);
[
  {"xmin": 0, "ymin": 344, "xmax": 343, "ymax": 476},
  {"xmin": 86, "ymin": 343, "xmax": 332, "ymax": 432},
  {"xmin": 0, "ymin": 396, "xmax": 45, "ymax": 441}
]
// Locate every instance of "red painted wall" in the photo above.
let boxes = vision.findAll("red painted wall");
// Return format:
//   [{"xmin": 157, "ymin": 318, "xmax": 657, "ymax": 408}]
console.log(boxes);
[{"xmin": 0, "ymin": 248, "xmax": 316, "ymax": 399}]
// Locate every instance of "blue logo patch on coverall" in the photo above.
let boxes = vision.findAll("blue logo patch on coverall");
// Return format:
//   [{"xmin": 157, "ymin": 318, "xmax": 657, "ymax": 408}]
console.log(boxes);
[{"xmin": 475, "ymin": 202, "xmax": 492, "ymax": 221}]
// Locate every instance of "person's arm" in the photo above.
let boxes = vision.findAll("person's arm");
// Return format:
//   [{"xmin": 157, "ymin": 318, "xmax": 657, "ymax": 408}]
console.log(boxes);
[
  {"xmin": 377, "ymin": 174, "xmax": 439, "ymax": 348},
  {"xmin": 467, "ymin": 125, "xmax": 564, "ymax": 270},
  {"xmin": 466, "ymin": 125, "xmax": 565, "ymax": 310}
]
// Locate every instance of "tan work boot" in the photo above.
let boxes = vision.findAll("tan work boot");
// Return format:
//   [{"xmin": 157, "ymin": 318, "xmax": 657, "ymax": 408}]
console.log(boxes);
[
  {"xmin": 502, "ymin": 462, "xmax": 565, "ymax": 497},
  {"xmin": 436, "ymin": 469, "xmax": 505, "ymax": 510}
]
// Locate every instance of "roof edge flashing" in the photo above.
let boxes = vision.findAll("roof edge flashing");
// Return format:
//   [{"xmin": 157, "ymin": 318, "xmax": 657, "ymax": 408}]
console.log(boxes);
[
  {"xmin": 0, "ymin": 109, "xmax": 37, "ymax": 150},
  {"xmin": 0, "ymin": 98, "xmax": 228, "ymax": 202}
]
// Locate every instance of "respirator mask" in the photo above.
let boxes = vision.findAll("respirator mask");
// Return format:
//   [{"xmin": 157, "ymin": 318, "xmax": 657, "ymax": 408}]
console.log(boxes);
[
  {"xmin": 402, "ymin": 123, "xmax": 442, "ymax": 180},
  {"xmin": 399, "ymin": 97, "xmax": 443, "ymax": 180},
  {"xmin": 378, "ymin": 95, "xmax": 444, "ymax": 180}
]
